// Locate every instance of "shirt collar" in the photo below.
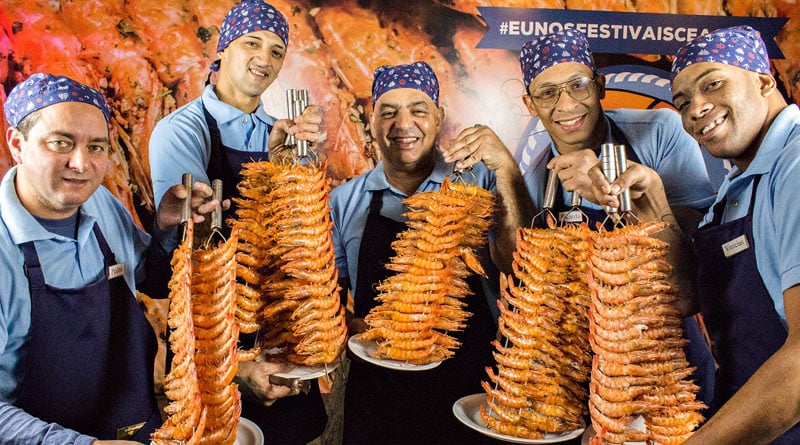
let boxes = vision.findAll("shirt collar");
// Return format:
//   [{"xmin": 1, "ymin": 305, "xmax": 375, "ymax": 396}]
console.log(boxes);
[
  {"xmin": 201, "ymin": 84, "xmax": 276, "ymax": 126},
  {"xmin": 724, "ymin": 104, "xmax": 800, "ymax": 181},
  {"xmin": 0, "ymin": 166, "xmax": 99, "ymax": 246},
  {"xmin": 363, "ymin": 150, "xmax": 452, "ymax": 194}
]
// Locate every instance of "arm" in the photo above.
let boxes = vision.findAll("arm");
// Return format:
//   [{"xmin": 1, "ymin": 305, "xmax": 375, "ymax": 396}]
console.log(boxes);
[
  {"xmin": 441, "ymin": 125, "xmax": 534, "ymax": 274},
  {"xmin": 685, "ymin": 284, "xmax": 800, "ymax": 444},
  {"xmin": 0, "ymin": 402, "xmax": 96, "ymax": 445}
]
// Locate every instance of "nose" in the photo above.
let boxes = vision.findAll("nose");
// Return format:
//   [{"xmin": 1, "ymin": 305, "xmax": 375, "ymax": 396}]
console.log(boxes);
[
  {"xmin": 687, "ymin": 95, "xmax": 713, "ymax": 121},
  {"xmin": 394, "ymin": 109, "xmax": 414, "ymax": 130},
  {"xmin": 67, "ymin": 146, "xmax": 91, "ymax": 172}
]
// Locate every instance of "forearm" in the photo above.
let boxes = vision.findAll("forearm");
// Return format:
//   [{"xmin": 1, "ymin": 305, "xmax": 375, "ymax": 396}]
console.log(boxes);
[
  {"xmin": 0, "ymin": 402, "xmax": 94, "ymax": 445},
  {"xmin": 491, "ymin": 163, "xmax": 534, "ymax": 274},
  {"xmin": 685, "ymin": 343, "xmax": 800, "ymax": 444}
]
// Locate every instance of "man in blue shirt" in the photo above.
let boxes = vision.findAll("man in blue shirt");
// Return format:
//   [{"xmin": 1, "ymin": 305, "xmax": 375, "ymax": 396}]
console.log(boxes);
[
  {"xmin": 518, "ymin": 30, "xmax": 717, "ymax": 420},
  {"xmin": 0, "ymin": 73, "xmax": 219, "ymax": 444},
  {"xmin": 594, "ymin": 25, "xmax": 800, "ymax": 444},
  {"xmin": 331, "ymin": 61, "xmax": 532, "ymax": 444},
  {"xmin": 147, "ymin": 1, "xmax": 327, "ymax": 442}
]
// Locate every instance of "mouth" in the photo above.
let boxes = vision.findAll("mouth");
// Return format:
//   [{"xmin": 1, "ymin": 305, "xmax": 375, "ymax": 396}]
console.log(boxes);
[
  {"xmin": 555, "ymin": 114, "xmax": 586, "ymax": 131},
  {"xmin": 699, "ymin": 115, "xmax": 725, "ymax": 136},
  {"xmin": 249, "ymin": 66, "xmax": 269, "ymax": 78},
  {"xmin": 390, "ymin": 135, "xmax": 421, "ymax": 148}
]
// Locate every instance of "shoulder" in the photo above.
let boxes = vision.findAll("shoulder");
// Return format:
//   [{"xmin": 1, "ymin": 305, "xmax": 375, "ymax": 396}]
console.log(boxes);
[
  {"xmin": 330, "ymin": 172, "xmax": 370, "ymax": 202},
  {"xmin": 606, "ymin": 107, "xmax": 682, "ymax": 127},
  {"xmin": 152, "ymin": 98, "xmax": 206, "ymax": 135}
]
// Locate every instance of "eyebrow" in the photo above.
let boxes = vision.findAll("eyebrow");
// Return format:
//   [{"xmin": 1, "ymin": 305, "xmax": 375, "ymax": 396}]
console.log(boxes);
[
  {"xmin": 672, "ymin": 67, "xmax": 722, "ymax": 102},
  {"xmin": 378, "ymin": 100, "xmax": 430, "ymax": 110}
]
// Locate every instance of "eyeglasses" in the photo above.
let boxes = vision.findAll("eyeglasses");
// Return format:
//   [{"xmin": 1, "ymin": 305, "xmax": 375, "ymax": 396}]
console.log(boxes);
[{"xmin": 530, "ymin": 75, "xmax": 597, "ymax": 108}]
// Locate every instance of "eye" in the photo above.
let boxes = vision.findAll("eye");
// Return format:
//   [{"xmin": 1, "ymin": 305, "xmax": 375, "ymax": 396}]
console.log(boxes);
[
  {"xmin": 272, "ymin": 49, "xmax": 285, "ymax": 59},
  {"xmin": 380, "ymin": 110, "xmax": 396, "ymax": 119},
  {"xmin": 412, "ymin": 108, "xmax": 428, "ymax": 116},
  {"xmin": 48, "ymin": 139, "xmax": 73, "ymax": 153},
  {"xmin": 88, "ymin": 144, "xmax": 109, "ymax": 154},
  {"xmin": 571, "ymin": 77, "xmax": 591, "ymax": 92},
  {"xmin": 704, "ymin": 79, "xmax": 724, "ymax": 93},
  {"xmin": 535, "ymin": 88, "xmax": 557, "ymax": 99}
]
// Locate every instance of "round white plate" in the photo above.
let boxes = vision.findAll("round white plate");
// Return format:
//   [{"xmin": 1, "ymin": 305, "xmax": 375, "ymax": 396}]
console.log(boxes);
[
  {"xmin": 235, "ymin": 417, "xmax": 264, "ymax": 445},
  {"xmin": 273, "ymin": 358, "xmax": 341, "ymax": 380},
  {"xmin": 453, "ymin": 393, "xmax": 586, "ymax": 444},
  {"xmin": 347, "ymin": 333, "xmax": 442, "ymax": 371}
]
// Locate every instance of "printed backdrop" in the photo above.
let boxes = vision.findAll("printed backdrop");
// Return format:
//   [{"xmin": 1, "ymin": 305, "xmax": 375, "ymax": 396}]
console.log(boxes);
[{"xmin": 1, "ymin": 0, "xmax": 799, "ymax": 228}]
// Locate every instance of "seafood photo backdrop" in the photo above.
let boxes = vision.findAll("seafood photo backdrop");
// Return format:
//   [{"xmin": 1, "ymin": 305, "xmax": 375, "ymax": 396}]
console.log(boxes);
[{"xmin": 2, "ymin": 0, "xmax": 799, "ymax": 228}]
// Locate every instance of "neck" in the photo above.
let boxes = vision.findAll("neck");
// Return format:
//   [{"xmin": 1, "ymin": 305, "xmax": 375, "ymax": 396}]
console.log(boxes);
[
  {"xmin": 384, "ymin": 157, "xmax": 436, "ymax": 196},
  {"xmin": 213, "ymin": 83, "xmax": 259, "ymax": 114}
]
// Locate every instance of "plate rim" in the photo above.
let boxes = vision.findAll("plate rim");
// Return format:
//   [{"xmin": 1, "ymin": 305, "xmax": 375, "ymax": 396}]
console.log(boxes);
[
  {"xmin": 347, "ymin": 333, "xmax": 442, "ymax": 371},
  {"xmin": 237, "ymin": 417, "xmax": 264, "ymax": 445},
  {"xmin": 452, "ymin": 393, "xmax": 586, "ymax": 444},
  {"xmin": 272, "ymin": 358, "xmax": 341, "ymax": 380}
]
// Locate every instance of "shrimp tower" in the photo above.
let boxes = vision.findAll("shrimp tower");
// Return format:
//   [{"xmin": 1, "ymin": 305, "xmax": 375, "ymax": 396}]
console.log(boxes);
[
  {"xmin": 587, "ymin": 222, "xmax": 705, "ymax": 444},
  {"xmin": 233, "ymin": 161, "xmax": 347, "ymax": 366},
  {"xmin": 152, "ymin": 220, "xmax": 208, "ymax": 444},
  {"xmin": 361, "ymin": 176, "xmax": 494, "ymax": 364},
  {"xmin": 480, "ymin": 221, "xmax": 593, "ymax": 439}
]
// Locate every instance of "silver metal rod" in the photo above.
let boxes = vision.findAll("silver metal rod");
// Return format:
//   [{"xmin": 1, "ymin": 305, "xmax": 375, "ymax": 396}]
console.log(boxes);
[
  {"xmin": 570, "ymin": 191, "xmax": 581, "ymax": 207},
  {"xmin": 543, "ymin": 168, "xmax": 558, "ymax": 210},
  {"xmin": 601, "ymin": 143, "xmax": 618, "ymax": 214},
  {"xmin": 180, "ymin": 173, "xmax": 192, "ymax": 225},
  {"xmin": 615, "ymin": 145, "xmax": 631, "ymax": 213},
  {"xmin": 210, "ymin": 179, "xmax": 223, "ymax": 231}
]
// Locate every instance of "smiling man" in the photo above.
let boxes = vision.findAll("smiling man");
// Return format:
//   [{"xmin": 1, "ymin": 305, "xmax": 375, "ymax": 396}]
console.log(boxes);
[
  {"xmin": 147, "ymin": 0, "xmax": 327, "ymax": 443},
  {"xmin": 330, "ymin": 61, "xmax": 531, "ymax": 444},
  {"xmin": 596, "ymin": 26, "xmax": 800, "ymax": 444}
]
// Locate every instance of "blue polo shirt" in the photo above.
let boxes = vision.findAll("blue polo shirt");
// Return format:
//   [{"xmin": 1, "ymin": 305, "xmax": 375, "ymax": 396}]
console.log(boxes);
[
  {"xmin": 149, "ymin": 84, "xmax": 277, "ymax": 208},
  {"xmin": 699, "ymin": 104, "xmax": 800, "ymax": 320},
  {"xmin": 0, "ymin": 167, "xmax": 150, "ymax": 442}
]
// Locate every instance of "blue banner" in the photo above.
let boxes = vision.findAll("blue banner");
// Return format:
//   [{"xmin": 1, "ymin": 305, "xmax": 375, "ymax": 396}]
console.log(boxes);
[{"xmin": 477, "ymin": 8, "xmax": 788, "ymax": 59}]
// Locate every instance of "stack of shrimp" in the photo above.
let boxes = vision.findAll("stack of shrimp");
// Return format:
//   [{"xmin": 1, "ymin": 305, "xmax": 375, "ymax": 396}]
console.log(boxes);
[
  {"xmin": 361, "ymin": 177, "xmax": 494, "ymax": 364},
  {"xmin": 190, "ymin": 227, "xmax": 242, "ymax": 445},
  {"xmin": 151, "ymin": 221, "xmax": 208, "ymax": 445},
  {"xmin": 480, "ymin": 221, "xmax": 592, "ymax": 439},
  {"xmin": 234, "ymin": 160, "xmax": 347, "ymax": 366},
  {"xmin": 588, "ymin": 222, "xmax": 705, "ymax": 445}
]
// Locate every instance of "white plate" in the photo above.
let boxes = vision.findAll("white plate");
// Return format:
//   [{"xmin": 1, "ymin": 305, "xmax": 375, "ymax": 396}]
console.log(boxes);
[
  {"xmin": 453, "ymin": 393, "xmax": 586, "ymax": 444},
  {"xmin": 235, "ymin": 417, "xmax": 264, "ymax": 445},
  {"xmin": 273, "ymin": 358, "xmax": 341, "ymax": 380},
  {"xmin": 347, "ymin": 333, "xmax": 442, "ymax": 371}
]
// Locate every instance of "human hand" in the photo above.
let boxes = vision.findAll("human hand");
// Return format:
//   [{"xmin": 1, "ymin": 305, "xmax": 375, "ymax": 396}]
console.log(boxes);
[
  {"xmin": 155, "ymin": 180, "xmax": 229, "ymax": 231},
  {"xmin": 441, "ymin": 124, "xmax": 516, "ymax": 174},
  {"xmin": 235, "ymin": 359, "xmax": 301, "ymax": 406},
  {"xmin": 268, "ymin": 104, "xmax": 323, "ymax": 162},
  {"xmin": 92, "ymin": 441, "xmax": 142, "ymax": 444},
  {"xmin": 587, "ymin": 160, "xmax": 670, "ymax": 219},
  {"xmin": 546, "ymin": 149, "xmax": 601, "ymax": 204}
]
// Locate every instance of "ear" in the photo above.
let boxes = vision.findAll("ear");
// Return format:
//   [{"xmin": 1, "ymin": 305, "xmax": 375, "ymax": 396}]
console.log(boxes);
[
  {"xmin": 522, "ymin": 95, "xmax": 539, "ymax": 118},
  {"xmin": 596, "ymin": 73, "xmax": 607, "ymax": 100},
  {"xmin": 758, "ymin": 73, "xmax": 777, "ymax": 96},
  {"xmin": 6, "ymin": 127, "xmax": 24, "ymax": 164},
  {"xmin": 435, "ymin": 105, "xmax": 445, "ymax": 133}
]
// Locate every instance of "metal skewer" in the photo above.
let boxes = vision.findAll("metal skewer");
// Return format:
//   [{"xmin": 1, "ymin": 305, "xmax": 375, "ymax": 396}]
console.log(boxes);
[
  {"xmin": 284, "ymin": 89, "xmax": 311, "ymax": 160},
  {"xmin": 600, "ymin": 143, "xmax": 618, "ymax": 215}
]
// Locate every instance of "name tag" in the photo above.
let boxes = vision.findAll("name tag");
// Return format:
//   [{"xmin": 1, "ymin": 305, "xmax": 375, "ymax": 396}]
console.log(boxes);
[
  {"xmin": 108, "ymin": 263, "xmax": 125, "ymax": 280},
  {"xmin": 722, "ymin": 235, "xmax": 749, "ymax": 258}
]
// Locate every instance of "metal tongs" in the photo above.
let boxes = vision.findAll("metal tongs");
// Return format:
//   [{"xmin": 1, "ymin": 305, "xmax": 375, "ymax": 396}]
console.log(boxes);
[
  {"xmin": 179, "ymin": 173, "xmax": 193, "ymax": 242},
  {"xmin": 600, "ymin": 143, "xmax": 635, "ymax": 227},
  {"xmin": 202, "ymin": 179, "xmax": 226, "ymax": 248},
  {"xmin": 284, "ymin": 89, "xmax": 316, "ymax": 163},
  {"xmin": 531, "ymin": 168, "xmax": 558, "ymax": 227}
]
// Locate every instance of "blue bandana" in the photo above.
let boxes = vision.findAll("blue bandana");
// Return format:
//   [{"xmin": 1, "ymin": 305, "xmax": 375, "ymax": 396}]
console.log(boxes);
[
  {"xmin": 4, "ymin": 73, "xmax": 110, "ymax": 127},
  {"xmin": 671, "ymin": 25, "xmax": 771, "ymax": 81},
  {"xmin": 211, "ymin": 0, "xmax": 289, "ymax": 72},
  {"xmin": 520, "ymin": 29, "xmax": 595, "ymax": 90},
  {"xmin": 371, "ymin": 61, "xmax": 440, "ymax": 105}
]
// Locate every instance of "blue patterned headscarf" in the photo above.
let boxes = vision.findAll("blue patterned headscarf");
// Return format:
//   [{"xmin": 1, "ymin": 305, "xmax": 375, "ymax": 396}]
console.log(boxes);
[
  {"xmin": 371, "ymin": 61, "xmax": 440, "ymax": 105},
  {"xmin": 671, "ymin": 25, "xmax": 771, "ymax": 81},
  {"xmin": 520, "ymin": 29, "xmax": 596, "ymax": 89},
  {"xmin": 211, "ymin": 0, "xmax": 289, "ymax": 72},
  {"xmin": 4, "ymin": 73, "xmax": 110, "ymax": 127}
]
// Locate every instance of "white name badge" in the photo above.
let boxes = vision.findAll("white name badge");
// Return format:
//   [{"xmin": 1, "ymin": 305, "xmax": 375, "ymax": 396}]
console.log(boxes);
[
  {"xmin": 108, "ymin": 263, "xmax": 125, "ymax": 280},
  {"xmin": 722, "ymin": 235, "xmax": 749, "ymax": 258},
  {"xmin": 559, "ymin": 210, "xmax": 583, "ymax": 224}
]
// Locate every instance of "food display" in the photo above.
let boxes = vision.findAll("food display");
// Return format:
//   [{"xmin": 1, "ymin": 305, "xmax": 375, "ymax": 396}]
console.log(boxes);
[
  {"xmin": 234, "ymin": 160, "xmax": 347, "ymax": 367},
  {"xmin": 359, "ymin": 177, "xmax": 494, "ymax": 365},
  {"xmin": 587, "ymin": 222, "xmax": 705, "ymax": 445},
  {"xmin": 480, "ymin": 221, "xmax": 592, "ymax": 439}
]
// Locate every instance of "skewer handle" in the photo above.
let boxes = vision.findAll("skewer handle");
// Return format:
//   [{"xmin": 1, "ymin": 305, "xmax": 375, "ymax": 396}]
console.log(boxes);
[
  {"xmin": 180, "ymin": 173, "xmax": 193, "ymax": 225},
  {"xmin": 615, "ymin": 145, "xmax": 631, "ymax": 213},
  {"xmin": 601, "ymin": 143, "xmax": 618, "ymax": 214},
  {"xmin": 210, "ymin": 179, "xmax": 223, "ymax": 231},
  {"xmin": 543, "ymin": 168, "xmax": 558, "ymax": 210}
]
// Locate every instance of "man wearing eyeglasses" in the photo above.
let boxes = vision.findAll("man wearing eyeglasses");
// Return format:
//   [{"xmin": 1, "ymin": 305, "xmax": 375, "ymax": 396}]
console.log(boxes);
[
  {"xmin": 517, "ymin": 28, "xmax": 717, "ymax": 421},
  {"xmin": 519, "ymin": 29, "xmax": 715, "ymax": 229}
]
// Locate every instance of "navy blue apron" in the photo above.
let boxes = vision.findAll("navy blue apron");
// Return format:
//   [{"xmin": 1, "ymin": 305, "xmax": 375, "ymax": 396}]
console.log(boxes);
[
  {"xmin": 693, "ymin": 175, "xmax": 800, "ymax": 443},
  {"xmin": 15, "ymin": 224, "xmax": 160, "ymax": 441},
  {"xmin": 203, "ymin": 104, "xmax": 328, "ymax": 444},
  {"xmin": 547, "ymin": 118, "xmax": 715, "ymax": 411},
  {"xmin": 343, "ymin": 189, "xmax": 502, "ymax": 445}
]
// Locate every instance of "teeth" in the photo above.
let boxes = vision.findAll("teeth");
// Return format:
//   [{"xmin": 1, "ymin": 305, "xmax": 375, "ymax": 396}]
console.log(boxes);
[
  {"xmin": 250, "ymin": 69, "xmax": 266, "ymax": 77},
  {"xmin": 701, "ymin": 117, "xmax": 724, "ymax": 135},
  {"xmin": 559, "ymin": 116, "xmax": 581, "ymax": 126}
]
